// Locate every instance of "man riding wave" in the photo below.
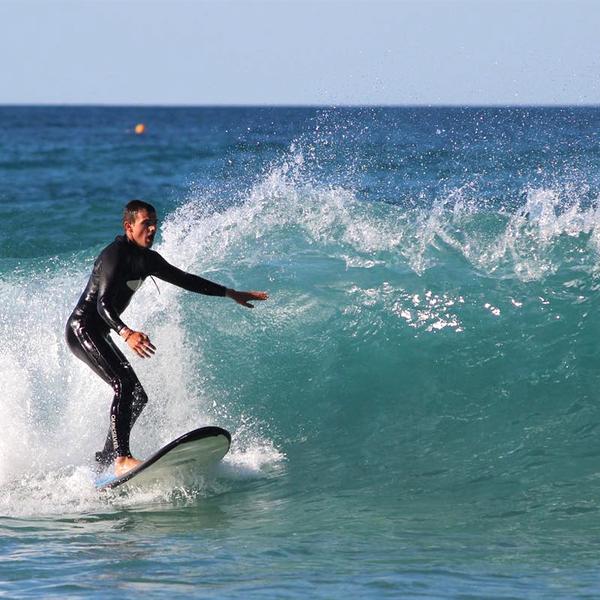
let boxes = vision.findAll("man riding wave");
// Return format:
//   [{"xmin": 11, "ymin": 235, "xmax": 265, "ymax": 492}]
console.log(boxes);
[{"xmin": 66, "ymin": 200, "xmax": 268, "ymax": 477}]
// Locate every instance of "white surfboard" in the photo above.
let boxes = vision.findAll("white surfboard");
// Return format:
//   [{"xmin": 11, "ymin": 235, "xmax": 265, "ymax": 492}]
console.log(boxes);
[{"xmin": 95, "ymin": 426, "xmax": 231, "ymax": 491}]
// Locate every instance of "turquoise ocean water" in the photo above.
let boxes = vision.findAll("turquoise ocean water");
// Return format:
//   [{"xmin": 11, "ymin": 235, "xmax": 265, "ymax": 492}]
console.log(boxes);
[{"xmin": 2, "ymin": 106, "xmax": 600, "ymax": 597}]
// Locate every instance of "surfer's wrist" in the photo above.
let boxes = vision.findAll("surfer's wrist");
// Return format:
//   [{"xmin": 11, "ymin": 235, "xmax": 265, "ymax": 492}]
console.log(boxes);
[{"xmin": 120, "ymin": 327, "xmax": 133, "ymax": 341}]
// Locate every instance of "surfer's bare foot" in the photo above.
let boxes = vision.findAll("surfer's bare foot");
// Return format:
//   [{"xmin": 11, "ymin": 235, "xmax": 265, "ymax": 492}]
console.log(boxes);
[{"xmin": 115, "ymin": 456, "xmax": 143, "ymax": 477}]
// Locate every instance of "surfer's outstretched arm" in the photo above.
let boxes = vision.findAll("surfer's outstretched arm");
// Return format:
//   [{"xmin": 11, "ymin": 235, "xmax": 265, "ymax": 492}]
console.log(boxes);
[{"xmin": 149, "ymin": 252, "xmax": 268, "ymax": 308}]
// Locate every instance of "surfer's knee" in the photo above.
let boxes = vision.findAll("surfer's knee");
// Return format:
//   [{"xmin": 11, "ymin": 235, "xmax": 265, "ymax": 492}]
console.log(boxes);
[{"xmin": 111, "ymin": 376, "xmax": 145, "ymax": 403}]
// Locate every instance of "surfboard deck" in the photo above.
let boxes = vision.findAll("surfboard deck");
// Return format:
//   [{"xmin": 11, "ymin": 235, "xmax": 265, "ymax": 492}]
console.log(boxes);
[{"xmin": 95, "ymin": 426, "xmax": 231, "ymax": 491}]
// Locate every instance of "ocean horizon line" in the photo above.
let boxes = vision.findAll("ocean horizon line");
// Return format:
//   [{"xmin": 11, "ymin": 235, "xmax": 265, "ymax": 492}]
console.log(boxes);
[{"xmin": 1, "ymin": 102, "xmax": 600, "ymax": 110}]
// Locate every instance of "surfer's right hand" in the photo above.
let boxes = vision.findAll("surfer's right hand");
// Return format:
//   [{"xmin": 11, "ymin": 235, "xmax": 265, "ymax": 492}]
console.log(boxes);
[
  {"xmin": 126, "ymin": 330, "xmax": 156, "ymax": 358},
  {"xmin": 226, "ymin": 289, "xmax": 269, "ymax": 308}
]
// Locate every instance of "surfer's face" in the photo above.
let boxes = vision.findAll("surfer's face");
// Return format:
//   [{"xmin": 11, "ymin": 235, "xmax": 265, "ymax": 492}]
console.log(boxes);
[{"xmin": 125, "ymin": 209, "xmax": 158, "ymax": 248}]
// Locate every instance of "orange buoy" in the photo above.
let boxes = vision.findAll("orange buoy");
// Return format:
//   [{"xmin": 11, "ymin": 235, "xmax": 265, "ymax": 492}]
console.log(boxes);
[{"xmin": 134, "ymin": 123, "xmax": 146, "ymax": 135}]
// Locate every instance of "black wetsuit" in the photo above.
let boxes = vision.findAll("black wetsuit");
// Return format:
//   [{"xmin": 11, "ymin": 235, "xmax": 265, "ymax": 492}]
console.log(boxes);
[{"xmin": 66, "ymin": 235, "xmax": 226, "ymax": 464}]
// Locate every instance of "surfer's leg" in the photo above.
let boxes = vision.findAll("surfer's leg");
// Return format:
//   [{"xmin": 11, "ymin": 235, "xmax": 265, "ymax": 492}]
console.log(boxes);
[
  {"xmin": 97, "ymin": 376, "xmax": 148, "ymax": 463},
  {"xmin": 66, "ymin": 319, "xmax": 148, "ymax": 466},
  {"xmin": 106, "ymin": 360, "xmax": 147, "ymax": 458}
]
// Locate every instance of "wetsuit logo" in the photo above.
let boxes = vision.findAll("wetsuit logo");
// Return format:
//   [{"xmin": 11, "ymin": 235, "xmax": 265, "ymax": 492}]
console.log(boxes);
[
  {"xmin": 110, "ymin": 414, "xmax": 119, "ymax": 451},
  {"xmin": 126, "ymin": 278, "xmax": 143, "ymax": 291}
]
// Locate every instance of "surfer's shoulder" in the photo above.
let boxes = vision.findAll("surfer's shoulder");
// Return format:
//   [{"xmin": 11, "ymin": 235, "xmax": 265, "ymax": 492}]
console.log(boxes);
[
  {"xmin": 143, "ymin": 246, "xmax": 166, "ymax": 266},
  {"xmin": 95, "ymin": 236, "xmax": 128, "ymax": 268}
]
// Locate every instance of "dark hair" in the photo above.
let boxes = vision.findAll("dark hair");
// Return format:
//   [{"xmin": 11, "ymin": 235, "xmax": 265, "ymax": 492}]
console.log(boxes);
[{"xmin": 123, "ymin": 200, "xmax": 156, "ymax": 224}]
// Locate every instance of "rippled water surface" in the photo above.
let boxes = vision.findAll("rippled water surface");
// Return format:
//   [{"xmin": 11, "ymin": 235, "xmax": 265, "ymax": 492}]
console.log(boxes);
[{"xmin": 2, "ymin": 106, "xmax": 600, "ymax": 597}]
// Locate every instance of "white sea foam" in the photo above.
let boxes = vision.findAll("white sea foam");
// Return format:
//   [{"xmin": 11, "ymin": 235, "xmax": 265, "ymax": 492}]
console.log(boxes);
[
  {"xmin": 0, "ymin": 213, "xmax": 285, "ymax": 517},
  {"xmin": 170, "ymin": 147, "xmax": 600, "ymax": 282}
]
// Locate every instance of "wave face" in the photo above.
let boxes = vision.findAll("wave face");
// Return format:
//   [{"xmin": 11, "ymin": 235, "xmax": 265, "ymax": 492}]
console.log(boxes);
[{"xmin": 2, "ymin": 107, "xmax": 600, "ymax": 597}]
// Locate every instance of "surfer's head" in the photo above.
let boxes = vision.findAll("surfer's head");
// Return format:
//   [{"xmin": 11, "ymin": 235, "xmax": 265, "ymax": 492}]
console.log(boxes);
[{"xmin": 123, "ymin": 200, "xmax": 157, "ymax": 248}]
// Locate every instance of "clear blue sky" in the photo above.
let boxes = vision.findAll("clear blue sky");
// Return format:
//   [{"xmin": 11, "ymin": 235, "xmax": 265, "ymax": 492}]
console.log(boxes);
[{"xmin": 1, "ymin": 0, "xmax": 598, "ymax": 105}]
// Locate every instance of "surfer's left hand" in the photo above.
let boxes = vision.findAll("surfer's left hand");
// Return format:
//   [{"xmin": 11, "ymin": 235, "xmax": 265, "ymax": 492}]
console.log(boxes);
[
  {"xmin": 126, "ymin": 330, "xmax": 157, "ymax": 358},
  {"xmin": 226, "ymin": 289, "xmax": 269, "ymax": 308}
]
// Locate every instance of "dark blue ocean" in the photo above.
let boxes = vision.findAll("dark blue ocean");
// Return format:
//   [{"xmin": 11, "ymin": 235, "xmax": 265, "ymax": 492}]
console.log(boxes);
[{"xmin": 2, "ymin": 106, "xmax": 600, "ymax": 598}]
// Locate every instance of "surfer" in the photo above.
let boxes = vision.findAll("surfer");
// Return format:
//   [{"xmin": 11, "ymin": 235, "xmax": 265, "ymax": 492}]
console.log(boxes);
[{"xmin": 65, "ymin": 200, "xmax": 268, "ymax": 477}]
